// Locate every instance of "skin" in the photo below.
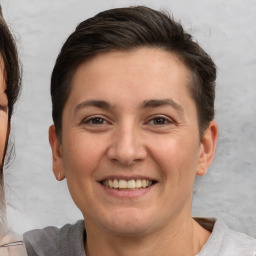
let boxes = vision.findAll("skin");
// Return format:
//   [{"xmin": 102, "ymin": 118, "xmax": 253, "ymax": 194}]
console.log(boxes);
[
  {"xmin": 0, "ymin": 55, "xmax": 8, "ymax": 169},
  {"xmin": 49, "ymin": 47, "xmax": 218, "ymax": 256}
]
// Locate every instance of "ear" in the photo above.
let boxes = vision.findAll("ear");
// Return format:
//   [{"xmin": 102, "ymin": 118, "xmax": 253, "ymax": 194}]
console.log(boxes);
[
  {"xmin": 49, "ymin": 125, "xmax": 65, "ymax": 181},
  {"xmin": 196, "ymin": 120, "xmax": 218, "ymax": 176}
]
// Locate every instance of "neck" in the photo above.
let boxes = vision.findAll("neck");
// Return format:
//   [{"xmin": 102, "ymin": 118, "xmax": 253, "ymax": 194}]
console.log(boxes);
[{"xmin": 84, "ymin": 216, "xmax": 210, "ymax": 256}]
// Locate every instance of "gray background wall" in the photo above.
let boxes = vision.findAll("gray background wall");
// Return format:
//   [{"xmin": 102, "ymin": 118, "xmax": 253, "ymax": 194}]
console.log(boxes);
[{"xmin": 1, "ymin": 0, "xmax": 256, "ymax": 237}]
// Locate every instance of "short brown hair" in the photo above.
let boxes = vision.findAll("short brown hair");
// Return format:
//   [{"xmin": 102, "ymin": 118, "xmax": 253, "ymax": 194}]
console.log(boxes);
[{"xmin": 51, "ymin": 6, "xmax": 216, "ymax": 138}]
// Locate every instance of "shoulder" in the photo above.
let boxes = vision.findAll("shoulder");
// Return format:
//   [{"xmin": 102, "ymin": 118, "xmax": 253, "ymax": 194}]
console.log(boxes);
[
  {"xmin": 24, "ymin": 225, "xmax": 59, "ymax": 256},
  {"xmin": 223, "ymin": 225, "xmax": 256, "ymax": 255},
  {"xmin": 24, "ymin": 220, "xmax": 85, "ymax": 256},
  {"xmin": 196, "ymin": 218, "xmax": 256, "ymax": 256}
]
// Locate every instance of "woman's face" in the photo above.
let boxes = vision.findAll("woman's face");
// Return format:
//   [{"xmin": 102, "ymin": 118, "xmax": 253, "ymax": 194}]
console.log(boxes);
[
  {"xmin": 50, "ymin": 48, "xmax": 217, "ymax": 236},
  {"xmin": 0, "ymin": 55, "xmax": 8, "ymax": 167}
]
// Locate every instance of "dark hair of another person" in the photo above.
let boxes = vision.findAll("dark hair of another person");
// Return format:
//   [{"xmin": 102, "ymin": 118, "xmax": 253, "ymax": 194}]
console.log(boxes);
[
  {"xmin": 51, "ymin": 6, "xmax": 216, "ymax": 140},
  {"xmin": 0, "ymin": 5, "xmax": 21, "ymax": 179},
  {"xmin": 0, "ymin": 5, "xmax": 21, "ymax": 229},
  {"xmin": 0, "ymin": 6, "xmax": 21, "ymax": 122}
]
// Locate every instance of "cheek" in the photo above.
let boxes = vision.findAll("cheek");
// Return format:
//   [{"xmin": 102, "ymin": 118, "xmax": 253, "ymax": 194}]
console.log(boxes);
[
  {"xmin": 61, "ymin": 134, "xmax": 102, "ymax": 212},
  {"xmin": 149, "ymin": 135, "xmax": 200, "ymax": 179},
  {"xmin": 62, "ymin": 132, "xmax": 106, "ymax": 179}
]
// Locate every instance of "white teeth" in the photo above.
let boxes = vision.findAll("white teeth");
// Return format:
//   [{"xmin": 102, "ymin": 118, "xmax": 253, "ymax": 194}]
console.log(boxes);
[
  {"xmin": 119, "ymin": 179, "xmax": 127, "ymax": 189},
  {"xmin": 127, "ymin": 180, "xmax": 136, "ymax": 189},
  {"xmin": 102, "ymin": 179, "xmax": 153, "ymax": 189},
  {"xmin": 113, "ymin": 179, "xmax": 119, "ymax": 188},
  {"xmin": 135, "ymin": 179, "xmax": 141, "ymax": 188}
]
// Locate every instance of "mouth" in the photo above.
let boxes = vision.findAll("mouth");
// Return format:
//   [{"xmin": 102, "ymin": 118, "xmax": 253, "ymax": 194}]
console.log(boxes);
[{"xmin": 100, "ymin": 179, "xmax": 156, "ymax": 190}]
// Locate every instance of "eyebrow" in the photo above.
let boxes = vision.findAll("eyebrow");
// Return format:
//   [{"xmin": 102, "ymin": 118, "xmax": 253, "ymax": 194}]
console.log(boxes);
[
  {"xmin": 74, "ymin": 100, "xmax": 113, "ymax": 115},
  {"xmin": 74, "ymin": 98, "xmax": 184, "ymax": 115},
  {"xmin": 141, "ymin": 99, "xmax": 184, "ymax": 113}
]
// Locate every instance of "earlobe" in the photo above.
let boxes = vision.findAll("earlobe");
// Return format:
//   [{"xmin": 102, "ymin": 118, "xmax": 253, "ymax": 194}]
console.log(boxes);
[
  {"xmin": 196, "ymin": 120, "xmax": 218, "ymax": 176},
  {"xmin": 49, "ymin": 125, "xmax": 65, "ymax": 181}
]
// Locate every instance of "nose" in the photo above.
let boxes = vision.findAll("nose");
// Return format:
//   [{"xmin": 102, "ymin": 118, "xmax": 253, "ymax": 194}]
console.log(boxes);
[{"xmin": 107, "ymin": 124, "xmax": 147, "ymax": 165}]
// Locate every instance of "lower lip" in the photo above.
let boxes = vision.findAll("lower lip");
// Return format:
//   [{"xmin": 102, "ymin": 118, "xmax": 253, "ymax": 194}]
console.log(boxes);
[{"xmin": 99, "ymin": 183, "xmax": 154, "ymax": 198}]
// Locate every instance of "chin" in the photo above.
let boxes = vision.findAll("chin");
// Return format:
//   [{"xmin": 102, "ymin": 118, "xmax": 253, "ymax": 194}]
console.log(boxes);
[
  {"xmin": 107, "ymin": 222, "xmax": 152, "ymax": 237},
  {"xmin": 97, "ymin": 209, "xmax": 156, "ymax": 237}
]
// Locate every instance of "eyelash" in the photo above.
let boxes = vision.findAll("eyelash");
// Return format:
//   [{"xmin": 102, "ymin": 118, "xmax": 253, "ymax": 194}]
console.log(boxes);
[
  {"xmin": 81, "ymin": 115, "xmax": 174, "ymax": 126},
  {"xmin": 146, "ymin": 115, "xmax": 174, "ymax": 126},
  {"xmin": 81, "ymin": 115, "xmax": 110, "ymax": 125}
]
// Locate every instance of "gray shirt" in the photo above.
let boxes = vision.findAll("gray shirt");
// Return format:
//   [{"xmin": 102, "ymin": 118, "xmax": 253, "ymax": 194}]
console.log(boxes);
[{"xmin": 24, "ymin": 218, "xmax": 256, "ymax": 256}]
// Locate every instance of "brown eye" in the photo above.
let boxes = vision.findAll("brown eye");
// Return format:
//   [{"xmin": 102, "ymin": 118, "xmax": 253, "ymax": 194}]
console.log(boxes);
[
  {"xmin": 82, "ymin": 116, "xmax": 108, "ymax": 125},
  {"xmin": 147, "ymin": 116, "xmax": 172, "ymax": 125},
  {"xmin": 152, "ymin": 117, "xmax": 168, "ymax": 125},
  {"xmin": 88, "ymin": 117, "xmax": 105, "ymax": 124}
]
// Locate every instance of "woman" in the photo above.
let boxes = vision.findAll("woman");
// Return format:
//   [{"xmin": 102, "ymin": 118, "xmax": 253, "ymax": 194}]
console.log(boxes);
[
  {"xmin": 24, "ymin": 6, "xmax": 256, "ymax": 256},
  {"xmin": 0, "ymin": 5, "xmax": 27, "ymax": 256}
]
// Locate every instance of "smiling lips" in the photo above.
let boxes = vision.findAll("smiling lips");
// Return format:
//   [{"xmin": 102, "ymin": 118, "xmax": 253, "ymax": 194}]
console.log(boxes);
[{"xmin": 102, "ymin": 179, "xmax": 154, "ymax": 189}]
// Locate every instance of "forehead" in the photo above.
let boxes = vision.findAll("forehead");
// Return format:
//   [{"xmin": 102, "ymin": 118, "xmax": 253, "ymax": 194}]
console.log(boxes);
[
  {"xmin": 71, "ymin": 47, "xmax": 193, "ymax": 96},
  {"xmin": 65, "ymin": 48, "xmax": 196, "ymax": 117}
]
